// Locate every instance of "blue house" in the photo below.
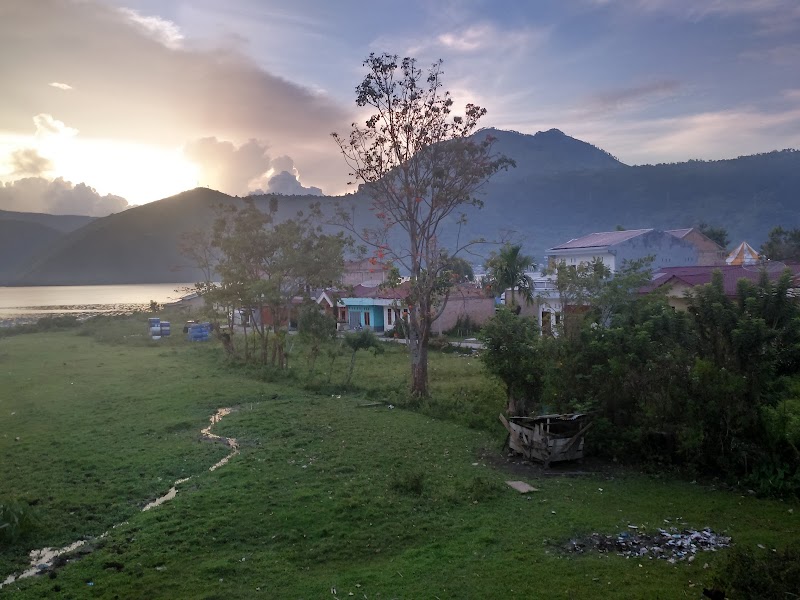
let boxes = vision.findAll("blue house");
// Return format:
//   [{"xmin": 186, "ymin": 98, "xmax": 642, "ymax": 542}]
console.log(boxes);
[{"xmin": 317, "ymin": 283, "xmax": 411, "ymax": 333}]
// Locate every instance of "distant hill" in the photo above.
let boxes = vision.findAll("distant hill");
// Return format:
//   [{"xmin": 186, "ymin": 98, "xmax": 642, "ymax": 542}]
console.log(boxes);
[
  {"xmin": 6, "ymin": 130, "xmax": 800, "ymax": 285},
  {"xmin": 471, "ymin": 148, "xmax": 800, "ymax": 259},
  {"xmin": 11, "ymin": 189, "xmax": 237, "ymax": 285},
  {"xmin": 0, "ymin": 220, "xmax": 64, "ymax": 281},
  {"xmin": 0, "ymin": 209, "xmax": 94, "ymax": 233}
]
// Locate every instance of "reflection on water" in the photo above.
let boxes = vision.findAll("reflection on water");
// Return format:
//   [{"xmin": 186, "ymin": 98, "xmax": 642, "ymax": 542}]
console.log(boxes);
[
  {"xmin": 0, "ymin": 283, "xmax": 195, "ymax": 323},
  {"xmin": 0, "ymin": 407, "xmax": 238, "ymax": 589}
]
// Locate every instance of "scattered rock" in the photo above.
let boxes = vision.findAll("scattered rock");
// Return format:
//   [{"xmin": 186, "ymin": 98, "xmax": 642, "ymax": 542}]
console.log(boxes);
[{"xmin": 564, "ymin": 526, "xmax": 731, "ymax": 561}]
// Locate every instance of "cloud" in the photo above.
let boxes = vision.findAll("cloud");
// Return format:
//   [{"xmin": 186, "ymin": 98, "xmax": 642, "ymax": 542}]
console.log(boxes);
[
  {"xmin": 184, "ymin": 137, "xmax": 271, "ymax": 196},
  {"xmin": 10, "ymin": 148, "xmax": 53, "ymax": 176},
  {"xmin": 406, "ymin": 21, "xmax": 548, "ymax": 57},
  {"xmin": 741, "ymin": 43, "xmax": 800, "ymax": 65},
  {"xmin": 436, "ymin": 24, "xmax": 520, "ymax": 53},
  {"xmin": 118, "ymin": 8, "xmax": 184, "ymax": 49},
  {"xmin": 264, "ymin": 171, "xmax": 322, "ymax": 196},
  {"xmin": 49, "ymin": 82, "xmax": 73, "ymax": 91},
  {"xmin": 183, "ymin": 139, "xmax": 326, "ymax": 196},
  {"xmin": 0, "ymin": 0, "xmax": 351, "ymax": 194},
  {"xmin": 33, "ymin": 113, "xmax": 78, "ymax": 138},
  {"xmin": 589, "ymin": 0, "xmax": 800, "ymax": 34},
  {"xmin": 0, "ymin": 177, "xmax": 128, "ymax": 216},
  {"xmin": 583, "ymin": 80, "xmax": 683, "ymax": 114}
]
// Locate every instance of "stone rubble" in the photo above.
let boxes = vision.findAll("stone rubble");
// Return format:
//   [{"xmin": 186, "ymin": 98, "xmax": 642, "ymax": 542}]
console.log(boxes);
[{"xmin": 565, "ymin": 523, "xmax": 731, "ymax": 562}]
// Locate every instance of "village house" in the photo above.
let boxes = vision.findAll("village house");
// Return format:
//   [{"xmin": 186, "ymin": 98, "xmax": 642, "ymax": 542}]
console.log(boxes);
[
  {"xmin": 641, "ymin": 262, "xmax": 800, "ymax": 311},
  {"xmin": 342, "ymin": 258, "xmax": 390, "ymax": 286},
  {"xmin": 512, "ymin": 228, "xmax": 704, "ymax": 333},
  {"xmin": 546, "ymin": 228, "xmax": 700, "ymax": 272},
  {"xmin": 316, "ymin": 281, "xmax": 495, "ymax": 335},
  {"xmin": 665, "ymin": 228, "xmax": 728, "ymax": 266}
]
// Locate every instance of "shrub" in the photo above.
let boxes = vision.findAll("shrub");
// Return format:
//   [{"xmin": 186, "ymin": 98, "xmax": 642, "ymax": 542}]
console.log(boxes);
[
  {"xmin": 711, "ymin": 542, "xmax": 800, "ymax": 599},
  {"xmin": 390, "ymin": 471, "xmax": 425, "ymax": 496},
  {"xmin": 445, "ymin": 314, "xmax": 481, "ymax": 338},
  {"xmin": 0, "ymin": 500, "xmax": 37, "ymax": 543},
  {"xmin": 0, "ymin": 315, "xmax": 81, "ymax": 338}
]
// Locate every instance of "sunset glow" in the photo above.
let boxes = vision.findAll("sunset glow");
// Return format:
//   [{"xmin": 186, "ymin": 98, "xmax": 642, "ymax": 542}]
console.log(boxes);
[{"xmin": 1, "ymin": 0, "xmax": 798, "ymax": 215}]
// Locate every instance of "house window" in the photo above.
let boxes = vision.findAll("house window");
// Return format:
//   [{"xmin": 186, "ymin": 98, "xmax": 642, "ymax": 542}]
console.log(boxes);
[
  {"xmin": 555, "ymin": 313, "xmax": 562, "ymax": 325},
  {"xmin": 339, "ymin": 308, "xmax": 346, "ymax": 322},
  {"xmin": 364, "ymin": 312, "xmax": 370, "ymax": 327},
  {"xmin": 387, "ymin": 309, "xmax": 393, "ymax": 325}
]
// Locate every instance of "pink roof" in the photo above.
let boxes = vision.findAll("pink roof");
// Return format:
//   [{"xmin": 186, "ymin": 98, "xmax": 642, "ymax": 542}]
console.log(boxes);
[
  {"xmin": 348, "ymin": 282, "xmax": 488, "ymax": 300},
  {"xmin": 666, "ymin": 228, "xmax": 692, "ymax": 238},
  {"xmin": 642, "ymin": 264, "xmax": 800, "ymax": 297},
  {"xmin": 550, "ymin": 229, "xmax": 653, "ymax": 250},
  {"xmin": 345, "ymin": 258, "xmax": 390, "ymax": 272},
  {"xmin": 351, "ymin": 282, "xmax": 411, "ymax": 299}
]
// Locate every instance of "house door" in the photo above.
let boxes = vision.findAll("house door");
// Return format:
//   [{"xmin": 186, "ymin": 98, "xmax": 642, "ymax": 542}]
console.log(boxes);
[{"xmin": 349, "ymin": 311, "xmax": 361, "ymax": 329}]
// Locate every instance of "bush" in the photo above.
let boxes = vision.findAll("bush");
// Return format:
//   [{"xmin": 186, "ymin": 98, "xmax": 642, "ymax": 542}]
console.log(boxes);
[
  {"xmin": 0, "ymin": 315, "xmax": 81, "ymax": 338},
  {"xmin": 390, "ymin": 471, "xmax": 425, "ymax": 496},
  {"xmin": 0, "ymin": 500, "xmax": 37, "ymax": 543},
  {"xmin": 445, "ymin": 314, "xmax": 481, "ymax": 338},
  {"xmin": 711, "ymin": 542, "xmax": 800, "ymax": 599}
]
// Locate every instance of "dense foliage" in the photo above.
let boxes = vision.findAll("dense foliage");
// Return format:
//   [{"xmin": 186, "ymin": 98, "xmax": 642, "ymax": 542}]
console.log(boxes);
[
  {"xmin": 761, "ymin": 226, "xmax": 800, "ymax": 262},
  {"xmin": 481, "ymin": 268, "xmax": 800, "ymax": 495},
  {"xmin": 181, "ymin": 197, "xmax": 346, "ymax": 366}
]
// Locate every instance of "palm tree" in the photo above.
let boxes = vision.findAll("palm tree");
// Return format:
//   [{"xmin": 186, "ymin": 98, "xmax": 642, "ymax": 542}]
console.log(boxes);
[{"xmin": 484, "ymin": 244, "xmax": 536, "ymax": 308}]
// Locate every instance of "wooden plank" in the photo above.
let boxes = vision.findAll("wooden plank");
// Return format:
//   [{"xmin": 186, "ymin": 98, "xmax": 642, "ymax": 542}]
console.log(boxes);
[{"xmin": 505, "ymin": 480, "xmax": 540, "ymax": 493}]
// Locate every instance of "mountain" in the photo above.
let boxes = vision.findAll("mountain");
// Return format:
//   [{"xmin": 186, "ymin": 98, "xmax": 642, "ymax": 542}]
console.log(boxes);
[
  {"xmin": 7, "ymin": 130, "xmax": 800, "ymax": 285},
  {"xmin": 0, "ymin": 220, "xmax": 64, "ymax": 281},
  {"xmin": 478, "ymin": 127, "xmax": 625, "ymax": 179},
  {"xmin": 11, "ymin": 189, "xmax": 237, "ymax": 285},
  {"xmin": 0, "ymin": 209, "xmax": 94, "ymax": 233}
]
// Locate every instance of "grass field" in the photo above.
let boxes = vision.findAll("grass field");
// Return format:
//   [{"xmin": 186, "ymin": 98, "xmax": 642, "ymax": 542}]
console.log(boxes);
[{"xmin": 1, "ymin": 315, "xmax": 798, "ymax": 598}]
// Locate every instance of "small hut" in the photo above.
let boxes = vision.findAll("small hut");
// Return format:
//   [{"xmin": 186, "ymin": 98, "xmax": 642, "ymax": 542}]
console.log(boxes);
[{"xmin": 499, "ymin": 413, "xmax": 592, "ymax": 467}]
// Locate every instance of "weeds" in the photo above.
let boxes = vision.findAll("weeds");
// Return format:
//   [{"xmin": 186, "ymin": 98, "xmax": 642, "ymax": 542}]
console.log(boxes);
[
  {"xmin": 390, "ymin": 471, "xmax": 425, "ymax": 496},
  {"xmin": 0, "ymin": 500, "xmax": 37, "ymax": 543}
]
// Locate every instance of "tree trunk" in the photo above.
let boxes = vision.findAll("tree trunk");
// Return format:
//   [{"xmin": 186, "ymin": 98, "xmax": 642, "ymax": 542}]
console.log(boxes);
[
  {"xmin": 346, "ymin": 350, "xmax": 357, "ymax": 386},
  {"xmin": 242, "ymin": 319, "xmax": 250, "ymax": 362},
  {"xmin": 411, "ymin": 337, "xmax": 429, "ymax": 397},
  {"xmin": 409, "ymin": 301, "xmax": 430, "ymax": 398}
]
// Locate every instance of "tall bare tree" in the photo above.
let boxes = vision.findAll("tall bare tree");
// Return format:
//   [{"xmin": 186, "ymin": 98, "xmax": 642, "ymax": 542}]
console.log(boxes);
[{"xmin": 332, "ymin": 53, "xmax": 513, "ymax": 396}]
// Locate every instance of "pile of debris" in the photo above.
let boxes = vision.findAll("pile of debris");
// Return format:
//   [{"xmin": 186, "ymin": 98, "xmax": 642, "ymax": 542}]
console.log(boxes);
[{"xmin": 565, "ymin": 525, "xmax": 731, "ymax": 563}]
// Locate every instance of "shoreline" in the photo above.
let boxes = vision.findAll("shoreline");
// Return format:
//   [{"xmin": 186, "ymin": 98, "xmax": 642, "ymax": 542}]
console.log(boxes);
[{"xmin": 0, "ymin": 304, "xmax": 149, "ymax": 328}]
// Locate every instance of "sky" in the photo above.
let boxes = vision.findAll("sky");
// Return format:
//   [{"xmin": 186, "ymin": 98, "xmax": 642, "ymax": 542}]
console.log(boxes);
[{"xmin": 1, "ymin": 0, "xmax": 799, "ymax": 215}]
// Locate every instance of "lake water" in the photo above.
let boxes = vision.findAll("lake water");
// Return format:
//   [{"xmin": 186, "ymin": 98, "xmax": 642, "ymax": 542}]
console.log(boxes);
[{"xmin": 0, "ymin": 283, "xmax": 195, "ymax": 324}]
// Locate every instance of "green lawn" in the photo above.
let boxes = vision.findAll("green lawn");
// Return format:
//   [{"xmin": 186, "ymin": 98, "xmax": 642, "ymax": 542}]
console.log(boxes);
[{"xmin": 1, "ymin": 317, "xmax": 797, "ymax": 598}]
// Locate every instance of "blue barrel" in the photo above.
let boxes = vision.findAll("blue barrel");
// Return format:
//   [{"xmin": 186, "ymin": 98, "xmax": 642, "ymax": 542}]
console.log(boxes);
[
  {"xmin": 159, "ymin": 322, "xmax": 171, "ymax": 337},
  {"xmin": 187, "ymin": 323, "xmax": 210, "ymax": 341},
  {"xmin": 148, "ymin": 317, "xmax": 160, "ymax": 328}
]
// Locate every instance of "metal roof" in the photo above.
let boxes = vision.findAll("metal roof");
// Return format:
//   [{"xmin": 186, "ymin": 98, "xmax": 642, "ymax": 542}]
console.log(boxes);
[{"xmin": 549, "ymin": 229, "xmax": 653, "ymax": 250}]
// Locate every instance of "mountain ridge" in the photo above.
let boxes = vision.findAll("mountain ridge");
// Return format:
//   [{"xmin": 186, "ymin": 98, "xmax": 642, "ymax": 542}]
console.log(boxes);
[{"xmin": 3, "ymin": 130, "xmax": 799, "ymax": 285}]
